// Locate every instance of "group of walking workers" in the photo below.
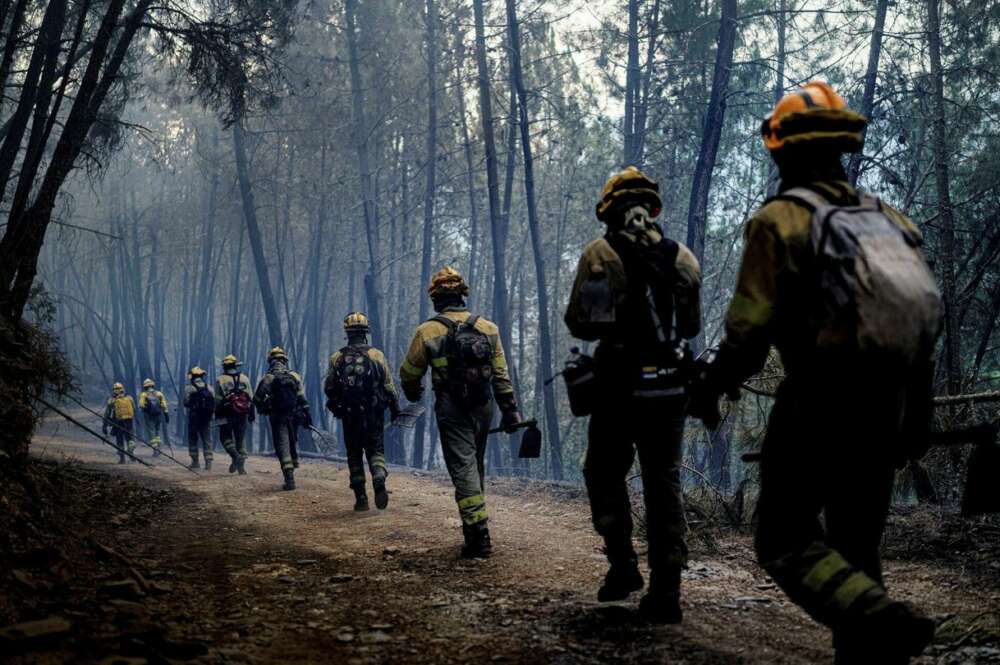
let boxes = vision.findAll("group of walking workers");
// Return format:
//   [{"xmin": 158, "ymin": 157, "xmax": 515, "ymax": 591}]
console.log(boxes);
[{"xmin": 99, "ymin": 81, "xmax": 939, "ymax": 663}]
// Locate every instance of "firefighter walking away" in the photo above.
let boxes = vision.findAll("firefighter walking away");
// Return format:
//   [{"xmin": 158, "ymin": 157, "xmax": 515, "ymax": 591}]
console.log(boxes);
[
  {"xmin": 104, "ymin": 382, "xmax": 137, "ymax": 464},
  {"xmin": 254, "ymin": 347, "xmax": 311, "ymax": 491},
  {"xmin": 400, "ymin": 267, "xmax": 523, "ymax": 558},
  {"xmin": 688, "ymin": 81, "xmax": 941, "ymax": 663},
  {"xmin": 565, "ymin": 165, "xmax": 701, "ymax": 623},
  {"xmin": 325, "ymin": 312, "xmax": 400, "ymax": 511},
  {"xmin": 215, "ymin": 354, "xmax": 255, "ymax": 475},
  {"xmin": 184, "ymin": 367, "xmax": 215, "ymax": 470}
]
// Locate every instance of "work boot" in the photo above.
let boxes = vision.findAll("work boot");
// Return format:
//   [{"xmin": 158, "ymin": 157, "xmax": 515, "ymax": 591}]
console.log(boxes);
[
  {"xmin": 205, "ymin": 459, "xmax": 212, "ymax": 471},
  {"xmin": 597, "ymin": 557, "xmax": 644, "ymax": 602},
  {"xmin": 118, "ymin": 454, "xmax": 127, "ymax": 465},
  {"xmin": 228, "ymin": 453, "xmax": 238, "ymax": 474},
  {"xmin": 638, "ymin": 568, "xmax": 683, "ymax": 624},
  {"xmin": 282, "ymin": 468, "xmax": 296, "ymax": 491},
  {"xmin": 189, "ymin": 457, "xmax": 200, "ymax": 470},
  {"xmin": 292, "ymin": 459, "xmax": 300, "ymax": 469},
  {"xmin": 373, "ymin": 477, "xmax": 389, "ymax": 510},
  {"xmin": 153, "ymin": 448, "xmax": 161, "ymax": 458},
  {"xmin": 835, "ymin": 601, "xmax": 936, "ymax": 664},
  {"xmin": 353, "ymin": 486, "xmax": 370, "ymax": 512},
  {"xmin": 236, "ymin": 457, "xmax": 247, "ymax": 475},
  {"xmin": 460, "ymin": 525, "xmax": 493, "ymax": 559}
]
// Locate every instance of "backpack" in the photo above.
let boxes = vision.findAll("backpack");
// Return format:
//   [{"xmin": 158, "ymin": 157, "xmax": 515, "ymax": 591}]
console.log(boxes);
[
  {"xmin": 434, "ymin": 315, "xmax": 494, "ymax": 409},
  {"xmin": 780, "ymin": 187, "xmax": 943, "ymax": 365},
  {"xmin": 225, "ymin": 378, "xmax": 252, "ymax": 416},
  {"xmin": 335, "ymin": 346, "xmax": 379, "ymax": 415},
  {"xmin": 269, "ymin": 366, "xmax": 300, "ymax": 415},
  {"xmin": 143, "ymin": 391, "xmax": 162, "ymax": 417},
  {"xmin": 190, "ymin": 381, "xmax": 215, "ymax": 417}
]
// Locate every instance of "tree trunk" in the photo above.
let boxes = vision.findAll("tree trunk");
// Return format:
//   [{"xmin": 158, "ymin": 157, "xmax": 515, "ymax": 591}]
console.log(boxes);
[
  {"xmin": 685, "ymin": 0, "xmax": 738, "ymax": 268},
  {"xmin": 927, "ymin": 0, "xmax": 961, "ymax": 395},
  {"xmin": 344, "ymin": 0, "xmax": 385, "ymax": 351},
  {"xmin": 412, "ymin": 0, "xmax": 439, "ymax": 469},
  {"xmin": 505, "ymin": 0, "xmax": 562, "ymax": 480},
  {"xmin": 623, "ymin": 0, "xmax": 640, "ymax": 166},
  {"xmin": 847, "ymin": 0, "xmax": 890, "ymax": 186},
  {"xmin": 233, "ymin": 121, "xmax": 283, "ymax": 347}
]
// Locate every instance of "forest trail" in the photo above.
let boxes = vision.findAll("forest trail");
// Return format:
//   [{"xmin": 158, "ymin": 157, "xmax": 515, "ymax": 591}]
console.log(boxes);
[{"xmin": 18, "ymin": 416, "xmax": 999, "ymax": 665}]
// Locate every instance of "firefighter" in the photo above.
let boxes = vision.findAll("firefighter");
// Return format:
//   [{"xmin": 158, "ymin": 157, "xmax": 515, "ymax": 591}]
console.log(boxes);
[
  {"xmin": 564, "ymin": 166, "xmax": 701, "ymax": 623},
  {"xmin": 400, "ymin": 267, "xmax": 522, "ymax": 558},
  {"xmin": 215, "ymin": 354, "xmax": 255, "ymax": 475},
  {"xmin": 324, "ymin": 312, "xmax": 400, "ymax": 511},
  {"xmin": 254, "ymin": 347, "xmax": 311, "ymax": 491},
  {"xmin": 138, "ymin": 378, "xmax": 169, "ymax": 457},
  {"xmin": 183, "ymin": 366, "xmax": 216, "ymax": 470},
  {"xmin": 689, "ymin": 81, "xmax": 937, "ymax": 663},
  {"xmin": 103, "ymin": 382, "xmax": 137, "ymax": 464}
]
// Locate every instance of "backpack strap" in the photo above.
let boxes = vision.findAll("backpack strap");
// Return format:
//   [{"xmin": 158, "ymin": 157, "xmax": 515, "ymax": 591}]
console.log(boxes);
[
  {"xmin": 465, "ymin": 314, "xmax": 480, "ymax": 329},
  {"xmin": 769, "ymin": 186, "xmax": 832, "ymax": 212}
]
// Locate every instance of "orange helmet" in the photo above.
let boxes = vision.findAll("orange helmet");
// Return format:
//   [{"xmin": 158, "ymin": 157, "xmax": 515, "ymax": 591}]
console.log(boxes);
[
  {"xmin": 595, "ymin": 166, "xmax": 662, "ymax": 222},
  {"xmin": 761, "ymin": 81, "xmax": 867, "ymax": 153}
]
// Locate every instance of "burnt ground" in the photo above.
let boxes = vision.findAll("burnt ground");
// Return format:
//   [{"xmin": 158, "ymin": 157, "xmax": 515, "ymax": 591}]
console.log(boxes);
[{"xmin": 2, "ymin": 412, "xmax": 999, "ymax": 664}]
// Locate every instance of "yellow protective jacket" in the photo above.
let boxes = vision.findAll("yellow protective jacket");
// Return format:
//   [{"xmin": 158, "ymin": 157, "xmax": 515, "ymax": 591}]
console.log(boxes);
[
  {"xmin": 399, "ymin": 307, "xmax": 515, "ymax": 408},
  {"xmin": 719, "ymin": 181, "xmax": 922, "ymax": 382},
  {"xmin": 138, "ymin": 389, "xmax": 168, "ymax": 415},
  {"xmin": 215, "ymin": 372, "xmax": 254, "ymax": 406},
  {"xmin": 106, "ymin": 395, "xmax": 136, "ymax": 421},
  {"xmin": 565, "ymin": 226, "xmax": 701, "ymax": 346},
  {"xmin": 324, "ymin": 345, "xmax": 399, "ymax": 414}
]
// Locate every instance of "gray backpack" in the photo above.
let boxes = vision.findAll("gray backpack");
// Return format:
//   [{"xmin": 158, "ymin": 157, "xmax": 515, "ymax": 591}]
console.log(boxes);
[{"xmin": 781, "ymin": 187, "xmax": 943, "ymax": 364}]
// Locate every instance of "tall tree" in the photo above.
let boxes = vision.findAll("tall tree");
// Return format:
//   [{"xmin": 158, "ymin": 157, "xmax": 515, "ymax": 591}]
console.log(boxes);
[
  {"xmin": 505, "ymin": 0, "xmax": 562, "ymax": 479},
  {"xmin": 847, "ymin": 0, "xmax": 890, "ymax": 186}
]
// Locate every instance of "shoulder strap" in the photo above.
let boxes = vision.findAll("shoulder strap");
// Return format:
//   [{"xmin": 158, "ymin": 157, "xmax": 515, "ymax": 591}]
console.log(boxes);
[
  {"xmin": 466, "ymin": 314, "xmax": 480, "ymax": 329},
  {"xmin": 769, "ymin": 186, "xmax": 831, "ymax": 212},
  {"xmin": 432, "ymin": 315, "xmax": 458, "ymax": 331}
]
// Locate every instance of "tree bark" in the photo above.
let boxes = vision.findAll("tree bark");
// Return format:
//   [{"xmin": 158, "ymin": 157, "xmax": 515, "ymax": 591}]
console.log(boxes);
[
  {"xmin": 685, "ymin": 0, "xmax": 738, "ymax": 268},
  {"xmin": 927, "ymin": 0, "xmax": 962, "ymax": 395},
  {"xmin": 847, "ymin": 0, "xmax": 889, "ymax": 186},
  {"xmin": 233, "ymin": 121, "xmax": 283, "ymax": 347},
  {"xmin": 505, "ymin": 0, "xmax": 563, "ymax": 479},
  {"xmin": 412, "ymin": 0, "xmax": 439, "ymax": 469}
]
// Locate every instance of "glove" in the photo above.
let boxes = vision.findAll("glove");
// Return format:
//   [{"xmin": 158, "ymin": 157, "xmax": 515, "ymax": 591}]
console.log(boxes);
[
  {"xmin": 501, "ymin": 409, "xmax": 523, "ymax": 434},
  {"xmin": 102, "ymin": 424, "xmax": 109, "ymax": 436},
  {"xmin": 403, "ymin": 385, "xmax": 423, "ymax": 403},
  {"xmin": 301, "ymin": 409, "xmax": 313, "ymax": 428},
  {"xmin": 164, "ymin": 413, "xmax": 170, "ymax": 424},
  {"xmin": 389, "ymin": 401, "xmax": 401, "ymax": 420},
  {"xmin": 248, "ymin": 411, "xmax": 255, "ymax": 424}
]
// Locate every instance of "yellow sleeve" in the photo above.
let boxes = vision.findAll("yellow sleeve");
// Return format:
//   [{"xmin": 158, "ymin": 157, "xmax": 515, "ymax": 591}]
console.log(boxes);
[
  {"xmin": 400, "ymin": 330, "xmax": 429, "ymax": 385},
  {"xmin": 138, "ymin": 392, "xmax": 148, "ymax": 408}
]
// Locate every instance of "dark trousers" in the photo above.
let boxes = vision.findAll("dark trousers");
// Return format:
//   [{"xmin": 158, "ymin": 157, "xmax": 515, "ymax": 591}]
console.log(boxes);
[
  {"xmin": 113, "ymin": 419, "xmax": 135, "ymax": 459},
  {"xmin": 220, "ymin": 415, "xmax": 249, "ymax": 460},
  {"xmin": 343, "ymin": 414, "xmax": 387, "ymax": 490},
  {"xmin": 435, "ymin": 393, "xmax": 494, "ymax": 530},
  {"xmin": 187, "ymin": 414, "xmax": 213, "ymax": 461},
  {"xmin": 754, "ymin": 375, "xmax": 904, "ymax": 656},
  {"xmin": 269, "ymin": 415, "xmax": 299, "ymax": 471},
  {"xmin": 584, "ymin": 395, "xmax": 688, "ymax": 571}
]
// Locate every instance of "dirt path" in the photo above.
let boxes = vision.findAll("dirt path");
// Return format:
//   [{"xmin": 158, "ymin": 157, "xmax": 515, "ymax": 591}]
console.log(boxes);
[{"xmin": 16, "ymin": 418, "xmax": 1000, "ymax": 664}]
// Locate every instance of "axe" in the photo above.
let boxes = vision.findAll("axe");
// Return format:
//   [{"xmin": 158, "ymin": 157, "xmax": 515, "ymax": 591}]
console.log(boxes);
[{"xmin": 489, "ymin": 419, "xmax": 542, "ymax": 459}]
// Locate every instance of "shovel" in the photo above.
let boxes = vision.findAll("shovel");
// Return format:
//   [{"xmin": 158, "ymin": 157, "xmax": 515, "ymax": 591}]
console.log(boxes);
[
  {"xmin": 489, "ymin": 419, "xmax": 542, "ymax": 459},
  {"xmin": 741, "ymin": 421, "xmax": 1000, "ymax": 516}
]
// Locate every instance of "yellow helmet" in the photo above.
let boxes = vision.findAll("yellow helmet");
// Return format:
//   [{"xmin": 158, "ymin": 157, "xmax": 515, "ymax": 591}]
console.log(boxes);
[
  {"xmin": 222, "ymin": 354, "xmax": 241, "ymax": 368},
  {"xmin": 761, "ymin": 81, "xmax": 867, "ymax": 153},
  {"xmin": 267, "ymin": 346, "xmax": 288, "ymax": 362},
  {"xmin": 112, "ymin": 382, "xmax": 124, "ymax": 393},
  {"xmin": 595, "ymin": 166, "xmax": 662, "ymax": 223},
  {"xmin": 343, "ymin": 312, "xmax": 370, "ymax": 332},
  {"xmin": 142, "ymin": 378, "xmax": 155, "ymax": 389},
  {"xmin": 428, "ymin": 266, "xmax": 469, "ymax": 298},
  {"xmin": 189, "ymin": 366, "xmax": 206, "ymax": 378}
]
